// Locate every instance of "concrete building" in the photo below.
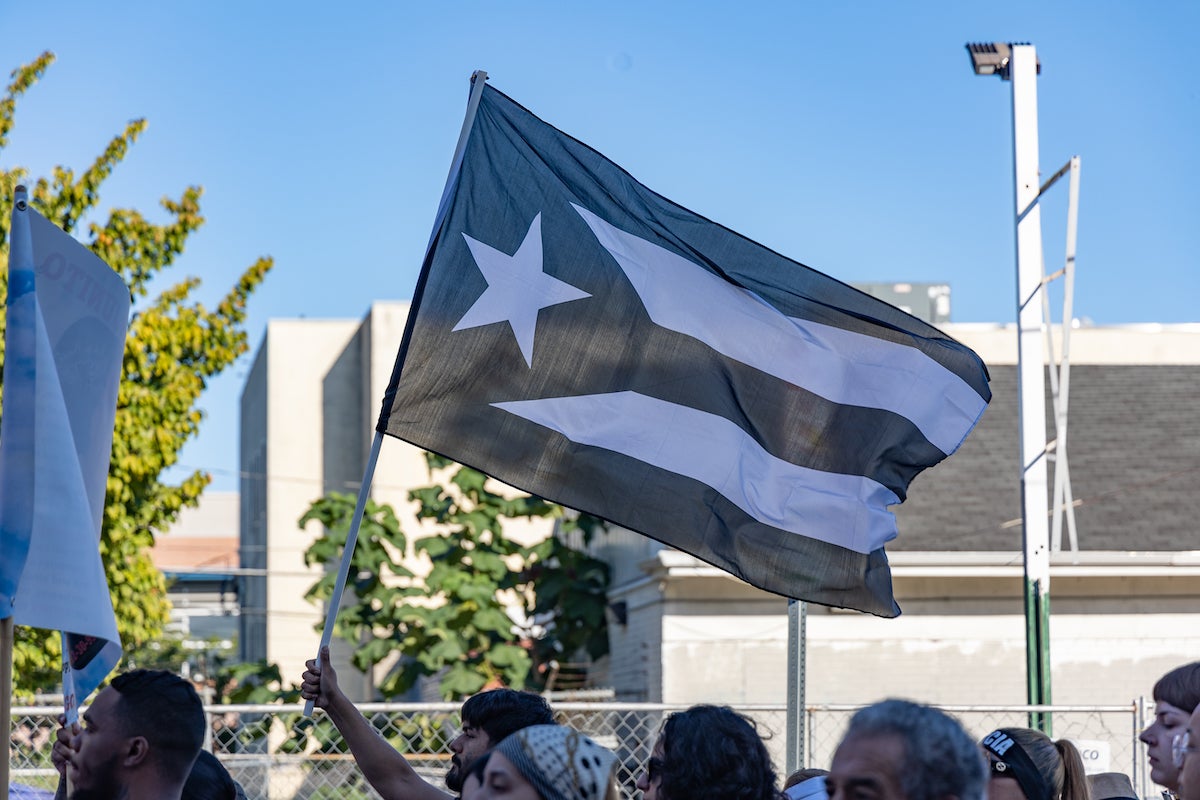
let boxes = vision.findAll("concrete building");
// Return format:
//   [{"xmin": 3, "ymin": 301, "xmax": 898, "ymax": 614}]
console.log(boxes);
[
  {"xmin": 149, "ymin": 490, "xmax": 240, "ymax": 676},
  {"xmin": 238, "ymin": 303, "xmax": 555, "ymax": 697},
  {"xmin": 237, "ymin": 305, "xmax": 1200, "ymax": 722}
]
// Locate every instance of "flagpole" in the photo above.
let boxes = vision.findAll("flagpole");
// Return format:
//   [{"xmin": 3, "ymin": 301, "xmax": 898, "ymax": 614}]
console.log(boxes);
[
  {"xmin": 2, "ymin": 615, "xmax": 13, "ymax": 797},
  {"xmin": 304, "ymin": 431, "xmax": 383, "ymax": 717},
  {"xmin": 425, "ymin": 69, "xmax": 489, "ymax": 253},
  {"xmin": 304, "ymin": 69, "xmax": 490, "ymax": 717}
]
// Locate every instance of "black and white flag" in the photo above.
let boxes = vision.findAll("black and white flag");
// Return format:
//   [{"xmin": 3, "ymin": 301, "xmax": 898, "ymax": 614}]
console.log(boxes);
[{"xmin": 378, "ymin": 82, "xmax": 990, "ymax": 616}]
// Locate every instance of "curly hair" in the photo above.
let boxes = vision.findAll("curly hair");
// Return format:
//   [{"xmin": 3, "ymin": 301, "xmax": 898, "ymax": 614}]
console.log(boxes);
[{"xmin": 656, "ymin": 705, "xmax": 779, "ymax": 800}]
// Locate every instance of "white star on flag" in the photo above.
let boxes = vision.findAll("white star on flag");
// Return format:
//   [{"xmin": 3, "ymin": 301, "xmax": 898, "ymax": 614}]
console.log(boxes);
[{"xmin": 454, "ymin": 212, "xmax": 590, "ymax": 367}]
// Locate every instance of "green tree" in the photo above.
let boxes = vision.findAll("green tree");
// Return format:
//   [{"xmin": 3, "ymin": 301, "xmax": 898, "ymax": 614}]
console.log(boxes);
[
  {"xmin": 0, "ymin": 52, "xmax": 272, "ymax": 692},
  {"xmin": 301, "ymin": 453, "xmax": 611, "ymax": 700}
]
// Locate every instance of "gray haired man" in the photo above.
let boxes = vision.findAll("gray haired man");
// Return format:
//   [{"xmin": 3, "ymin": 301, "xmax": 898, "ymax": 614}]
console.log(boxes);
[{"xmin": 827, "ymin": 698, "xmax": 987, "ymax": 800}]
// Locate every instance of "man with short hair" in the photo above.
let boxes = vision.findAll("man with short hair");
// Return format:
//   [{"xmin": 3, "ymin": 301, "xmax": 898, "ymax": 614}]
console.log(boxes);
[
  {"xmin": 300, "ymin": 645, "xmax": 554, "ymax": 800},
  {"xmin": 826, "ymin": 698, "xmax": 987, "ymax": 800},
  {"xmin": 52, "ymin": 669, "xmax": 206, "ymax": 800}
]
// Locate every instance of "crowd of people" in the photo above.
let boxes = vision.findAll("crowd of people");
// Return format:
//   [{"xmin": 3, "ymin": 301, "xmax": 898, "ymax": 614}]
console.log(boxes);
[{"xmin": 42, "ymin": 659, "xmax": 1200, "ymax": 800}]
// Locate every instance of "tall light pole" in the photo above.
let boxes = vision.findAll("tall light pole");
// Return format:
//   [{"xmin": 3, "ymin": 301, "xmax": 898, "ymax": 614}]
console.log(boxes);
[{"xmin": 966, "ymin": 41, "xmax": 1052, "ymax": 732}]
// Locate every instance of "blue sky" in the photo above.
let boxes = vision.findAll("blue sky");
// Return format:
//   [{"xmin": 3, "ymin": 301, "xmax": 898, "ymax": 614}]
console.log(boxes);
[{"xmin": 3, "ymin": 1, "xmax": 1197, "ymax": 492}]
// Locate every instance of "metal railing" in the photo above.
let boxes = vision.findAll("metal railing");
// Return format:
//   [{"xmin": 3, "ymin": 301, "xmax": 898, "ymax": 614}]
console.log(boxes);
[{"xmin": 8, "ymin": 700, "xmax": 1153, "ymax": 800}]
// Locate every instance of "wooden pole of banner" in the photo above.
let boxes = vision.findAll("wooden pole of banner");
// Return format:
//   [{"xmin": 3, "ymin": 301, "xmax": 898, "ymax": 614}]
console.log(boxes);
[
  {"xmin": 2, "ymin": 615, "xmax": 14, "ymax": 797},
  {"xmin": 303, "ymin": 69, "xmax": 490, "ymax": 717}
]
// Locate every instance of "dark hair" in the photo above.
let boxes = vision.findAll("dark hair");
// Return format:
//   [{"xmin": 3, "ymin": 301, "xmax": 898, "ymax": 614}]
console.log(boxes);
[
  {"xmin": 460, "ymin": 689, "xmax": 554, "ymax": 744},
  {"xmin": 657, "ymin": 704, "xmax": 778, "ymax": 800},
  {"xmin": 844, "ymin": 699, "xmax": 986, "ymax": 800},
  {"xmin": 111, "ymin": 670, "xmax": 205, "ymax": 781},
  {"xmin": 990, "ymin": 728, "xmax": 1089, "ymax": 800},
  {"xmin": 784, "ymin": 768, "xmax": 829, "ymax": 790},
  {"xmin": 465, "ymin": 750, "xmax": 492, "ymax": 788},
  {"xmin": 182, "ymin": 751, "xmax": 236, "ymax": 800},
  {"xmin": 1153, "ymin": 662, "xmax": 1200, "ymax": 713}
]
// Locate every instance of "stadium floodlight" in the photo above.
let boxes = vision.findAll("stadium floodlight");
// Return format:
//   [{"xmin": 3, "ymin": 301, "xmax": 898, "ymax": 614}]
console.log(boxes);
[
  {"xmin": 966, "ymin": 42, "xmax": 1012, "ymax": 77},
  {"xmin": 966, "ymin": 42, "xmax": 1041, "ymax": 80}
]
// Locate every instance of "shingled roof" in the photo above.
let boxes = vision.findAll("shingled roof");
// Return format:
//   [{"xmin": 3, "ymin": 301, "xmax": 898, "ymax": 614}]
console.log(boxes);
[{"xmin": 892, "ymin": 330, "xmax": 1200, "ymax": 552}]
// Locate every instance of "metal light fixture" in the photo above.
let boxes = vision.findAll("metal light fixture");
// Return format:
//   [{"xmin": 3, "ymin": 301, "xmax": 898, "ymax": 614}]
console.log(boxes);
[{"xmin": 966, "ymin": 42, "xmax": 1040, "ymax": 80}]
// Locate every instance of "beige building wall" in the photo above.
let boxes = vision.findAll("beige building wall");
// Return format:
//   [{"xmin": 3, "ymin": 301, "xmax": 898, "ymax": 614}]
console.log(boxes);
[
  {"xmin": 618, "ymin": 554, "xmax": 1200, "ymax": 708},
  {"xmin": 240, "ymin": 303, "xmax": 557, "ymax": 701},
  {"xmin": 600, "ymin": 325, "xmax": 1200, "ymax": 711},
  {"xmin": 241, "ymin": 318, "xmax": 360, "ymax": 690}
]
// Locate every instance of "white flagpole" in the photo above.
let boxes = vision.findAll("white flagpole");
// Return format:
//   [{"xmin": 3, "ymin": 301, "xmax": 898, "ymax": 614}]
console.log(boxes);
[
  {"xmin": 304, "ymin": 70, "xmax": 490, "ymax": 716},
  {"xmin": 303, "ymin": 431, "xmax": 384, "ymax": 716}
]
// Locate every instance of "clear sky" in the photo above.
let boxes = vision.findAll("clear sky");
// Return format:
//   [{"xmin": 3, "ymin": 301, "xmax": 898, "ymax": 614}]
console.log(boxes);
[{"xmin": 3, "ymin": 1, "xmax": 1197, "ymax": 492}]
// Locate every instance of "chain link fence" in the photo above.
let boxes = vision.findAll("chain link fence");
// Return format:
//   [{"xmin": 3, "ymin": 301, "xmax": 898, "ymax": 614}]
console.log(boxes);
[{"xmin": 8, "ymin": 700, "xmax": 1152, "ymax": 800}]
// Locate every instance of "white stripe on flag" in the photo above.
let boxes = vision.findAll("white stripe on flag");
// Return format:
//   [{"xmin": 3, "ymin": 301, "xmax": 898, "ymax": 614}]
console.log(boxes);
[
  {"xmin": 570, "ymin": 203, "xmax": 985, "ymax": 455},
  {"xmin": 493, "ymin": 391, "xmax": 900, "ymax": 554}
]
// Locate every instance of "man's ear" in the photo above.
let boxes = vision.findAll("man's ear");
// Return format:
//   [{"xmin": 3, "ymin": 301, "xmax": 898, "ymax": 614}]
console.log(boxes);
[{"xmin": 123, "ymin": 736, "xmax": 150, "ymax": 768}]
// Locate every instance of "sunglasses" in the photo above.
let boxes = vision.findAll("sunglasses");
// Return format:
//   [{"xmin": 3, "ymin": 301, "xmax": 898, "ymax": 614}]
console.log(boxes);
[{"xmin": 647, "ymin": 756, "xmax": 666, "ymax": 782}]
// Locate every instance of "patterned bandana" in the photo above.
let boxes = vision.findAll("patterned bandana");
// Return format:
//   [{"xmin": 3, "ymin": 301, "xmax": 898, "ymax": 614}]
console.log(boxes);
[{"xmin": 494, "ymin": 724, "xmax": 617, "ymax": 800}]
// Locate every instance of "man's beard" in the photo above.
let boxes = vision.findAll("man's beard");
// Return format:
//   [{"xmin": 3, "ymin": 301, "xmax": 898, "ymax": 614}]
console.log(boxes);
[
  {"xmin": 69, "ymin": 758, "xmax": 125, "ymax": 800},
  {"xmin": 446, "ymin": 754, "xmax": 465, "ymax": 793}
]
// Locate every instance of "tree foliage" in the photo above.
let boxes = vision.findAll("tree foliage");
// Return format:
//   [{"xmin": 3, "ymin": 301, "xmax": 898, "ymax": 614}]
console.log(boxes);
[
  {"xmin": 0, "ymin": 52, "xmax": 272, "ymax": 692},
  {"xmin": 301, "ymin": 453, "xmax": 611, "ymax": 700}
]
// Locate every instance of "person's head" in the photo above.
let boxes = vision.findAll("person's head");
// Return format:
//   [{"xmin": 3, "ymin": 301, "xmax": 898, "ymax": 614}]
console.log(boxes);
[
  {"xmin": 1142, "ymin": 662, "xmax": 1200, "ymax": 790},
  {"xmin": 635, "ymin": 704, "xmax": 778, "ymax": 800},
  {"xmin": 182, "ymin": 751, "xmax": 237, "ymax": 800},
  {"xmin": 68, "ymin": 669, "xmax": 205, "ymax": 800},
  {"xmin": 784, "ymin": 769, "xmax": 829, "ymax": 790},
  {"xmin": 981, "ymin": 728, "xmax": 1089, "ymax": 800},
  {"xmin": 447, "ymin": 689, "xmax": 556, "ymax": 792},
  {"xmin": 1087, "ymin": 772, "xmax": 1137, "ymax": 800},
  {"xmin": 479, "ymin": 724, "xmax": 617, "ymax": 800},
  {"xmin": 462, "ymin": 751, "xmax": 492, "ymax": 800},
  {"xmin": 827, "ymin": 699, "xmax": 986, "ymax": 800},
  {"xmin": 783, "ymin": 771, "xmax": 828, "ymax": 800},
  {"xmin": 1178, "ymin": 704, "xmax": 1200, "ymax": 800}
]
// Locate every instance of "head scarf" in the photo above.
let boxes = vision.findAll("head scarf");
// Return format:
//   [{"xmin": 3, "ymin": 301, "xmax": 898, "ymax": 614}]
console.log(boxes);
[{"xmin": 493, "ymin": 724, "xmax": 616, "ymax": 800}]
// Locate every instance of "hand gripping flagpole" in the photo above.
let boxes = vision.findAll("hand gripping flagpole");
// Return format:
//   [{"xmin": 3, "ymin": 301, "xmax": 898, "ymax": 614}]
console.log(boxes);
[
  {"xmin": 303, "ymin": 431, "xmax": 384, "ymax": 716},
  {"xmin": 304, "ymin": 70, "xmax": 489, "ymax": 717}
]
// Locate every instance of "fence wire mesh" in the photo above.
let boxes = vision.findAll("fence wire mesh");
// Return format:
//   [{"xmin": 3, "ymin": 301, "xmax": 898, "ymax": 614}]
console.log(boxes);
[{"xmin": 8, "ymin": 701, "xmax": 1151, "ymax": 800}]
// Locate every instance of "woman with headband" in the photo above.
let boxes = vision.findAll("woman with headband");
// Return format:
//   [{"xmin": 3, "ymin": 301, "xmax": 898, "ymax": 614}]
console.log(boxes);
[{"xmin": 980, "ymin": 728, "xmax": 1090, "ymax": 800}]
